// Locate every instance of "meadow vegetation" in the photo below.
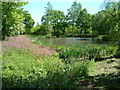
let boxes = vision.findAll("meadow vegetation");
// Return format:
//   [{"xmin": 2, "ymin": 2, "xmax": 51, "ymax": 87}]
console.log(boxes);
[
  {"xmin": 2, "ymin": 36, "xmax": 95, "ymax": 89},
  {"xmin": 2, "ymin": 35, "xmax": 119, "ymax": 89},
  {"xmin": 1, "ymin": 0, "xmax": 120, "ymax": 89}
]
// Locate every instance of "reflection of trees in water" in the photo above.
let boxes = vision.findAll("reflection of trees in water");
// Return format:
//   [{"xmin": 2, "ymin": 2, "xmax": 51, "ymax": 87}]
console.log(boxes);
[{"xmin": 43, "ymin": 37, "xmax": 109, "ymax": 46}]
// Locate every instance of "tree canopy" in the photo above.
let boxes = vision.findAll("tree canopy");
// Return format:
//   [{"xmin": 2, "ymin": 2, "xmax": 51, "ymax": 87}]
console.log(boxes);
[{"xmin": 1, "ymin": 0, "xmax": 34, "ymax": 40}]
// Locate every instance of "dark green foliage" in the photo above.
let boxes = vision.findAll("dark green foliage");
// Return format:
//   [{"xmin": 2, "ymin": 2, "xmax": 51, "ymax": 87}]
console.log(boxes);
[
  {"xmin": 76, "ymin": 9, "xmax": 92, "ymax": 34},
  {"xmin": 114, "ymin": 50, "xmax": 120, "ymax": 58},
  {"xmin": 102, "ymin": 35, "xmax": 110, "ymax": 41},
  {"xmin": 23, "ymin": 11, "xmax": 35, "ymax": 34},
  {"xmin": 92, "ymin": 1, "xmax": 120, "ymax": 43},
  {"xmin": 2, "ymin": 1, "xmax": 28, "ymax": 39}
]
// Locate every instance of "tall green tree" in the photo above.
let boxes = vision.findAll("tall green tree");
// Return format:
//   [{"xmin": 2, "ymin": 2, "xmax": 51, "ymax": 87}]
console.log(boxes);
[
  {"xmin": 108, "ymin": 1, "xmax": 120, "ymax": 43},
  {"xmin": 41, "ymin": 10, "xmax": 65, "ymax": 36},
  {"xmin": 40, "ymin": 2, "xmax": 53, "ymax": 36},
  {"xmin": 67, "ymin": 1, "xmax": 82, "ymax": 34},
  {"xmin": 41, "ymin": 2, "xmax": 66, "ymax": 36},
  {"xmin": 92, "ymin": 10, "xmax": 109, "ymax": 35},
  {"xmin": 45, "ymin": 2, "xmax": 53, "ymax": 13},
  {"xmin": 1, "ymin": 1, "xmax": 28, "ymax": 40},
  {"xmin": 76, "ymin": 9, "xmax": 92, "ymax": 34},
  {"xmin": 23, "ymin": 11, "xmax": 35, "ymax": 34},
  {"xmin": 92, "ymin": 0, "xmax": 120, "ymax": 44}
]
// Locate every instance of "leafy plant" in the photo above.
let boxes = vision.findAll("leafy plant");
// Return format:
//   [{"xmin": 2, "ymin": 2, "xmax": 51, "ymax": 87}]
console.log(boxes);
[{"xmin": 58, "ymin": 45, "xmax": 116, "ymax": 63}]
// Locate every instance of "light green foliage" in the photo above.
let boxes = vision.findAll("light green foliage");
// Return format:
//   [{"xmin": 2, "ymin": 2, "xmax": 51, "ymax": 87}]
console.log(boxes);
[
  {"xmin": 40, "ymin": 2, "xmax": 54, "ymax": 36},
  {"xmin": 65, "ymin": 25, "xmax": 73, "ymax": 35},
  {"xmin": 2, "ymin": 1, "xmax": 35, "ymax": 39},
  {"xmin": 40, "ymin": 23, "xmax": 53, "ymax": 35},
  {"xmin": 2, "ymin": 1, "xmax": 28, "ymax": 39},
  {"xmin": 65, "ymin": 25, "xmax": 78, "ymax": 35},
  {"xmin": 2, "ymin": 48, "xmax": 64, "ymax": 88},
  {"xmin": 30, "ymin": 25, "xmax": 41, "ymax": 34}
]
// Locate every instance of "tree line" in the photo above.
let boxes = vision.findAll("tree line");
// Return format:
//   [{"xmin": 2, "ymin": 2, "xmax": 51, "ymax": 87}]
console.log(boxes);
[
  {"xmin": 33, "ymin": 1, "xmax": 93, "ymax": 37},
  {"xmin": 1, "ymin": 0, "xmax": 120, "ymax": 43}
]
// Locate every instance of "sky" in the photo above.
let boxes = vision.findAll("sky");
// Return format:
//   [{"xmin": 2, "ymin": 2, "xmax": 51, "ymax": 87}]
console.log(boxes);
[{"xmin": 23, "ymin": 0, "xmax": 105, "ymax": 26}]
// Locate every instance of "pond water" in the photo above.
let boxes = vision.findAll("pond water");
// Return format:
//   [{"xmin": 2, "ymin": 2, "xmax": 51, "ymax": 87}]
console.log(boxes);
[{"xmin": 40, "ymin": 37, "xmax": 109, "ymax": 46}]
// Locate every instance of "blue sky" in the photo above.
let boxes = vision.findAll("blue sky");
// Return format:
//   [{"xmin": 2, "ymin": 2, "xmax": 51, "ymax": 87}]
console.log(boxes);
[{"xmin": 23, "ymin": 0, "xmax": 104, "ymax": 26}]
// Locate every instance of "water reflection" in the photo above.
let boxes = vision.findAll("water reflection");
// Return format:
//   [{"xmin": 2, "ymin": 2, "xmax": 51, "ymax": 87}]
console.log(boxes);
[{"xmin": 40, "ymin": 37, "xmax": 109, "ymax": 46}]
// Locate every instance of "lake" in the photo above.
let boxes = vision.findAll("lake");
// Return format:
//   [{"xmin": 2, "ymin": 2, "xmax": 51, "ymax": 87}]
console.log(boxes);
[{"xmin": 40, "ymin": 37, "xmax": 109, "ymax": 46}]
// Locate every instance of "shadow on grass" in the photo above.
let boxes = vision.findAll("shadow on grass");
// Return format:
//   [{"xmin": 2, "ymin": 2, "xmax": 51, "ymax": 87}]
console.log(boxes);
[
  {"xmin": 94, "ymin": 56, "xmax": 114, "ymax": 62},
  {"xmin": 113, "ymin": 65, "xmax": 120, "ymax": 69},
  {"xmin": 2, "ymin": 72, "xmax": 120, "ymax": 90},
  {"xmin": 85, "ymin": 72, "xmax": 120, "ymax": 89}
]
